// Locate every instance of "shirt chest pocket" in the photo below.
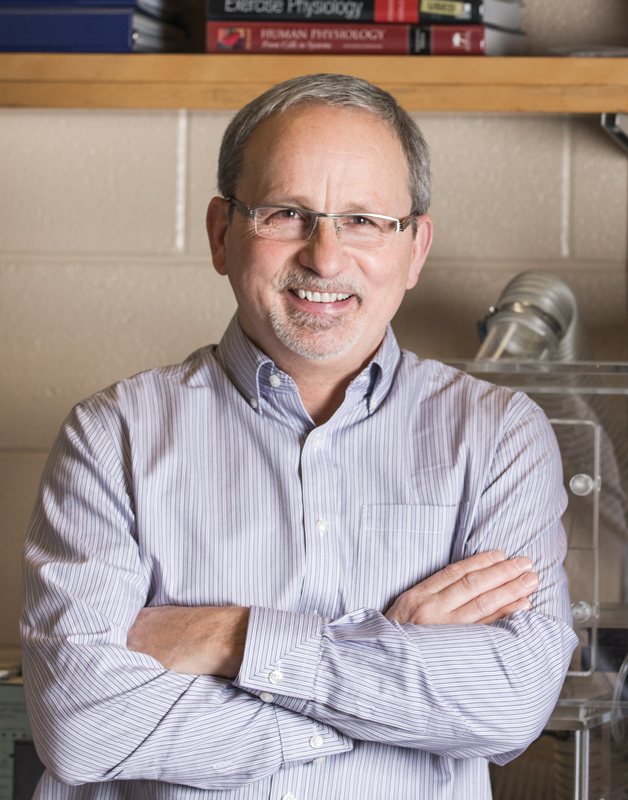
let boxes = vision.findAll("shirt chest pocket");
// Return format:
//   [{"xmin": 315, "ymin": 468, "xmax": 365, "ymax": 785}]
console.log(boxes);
[{"xmin": 342, "ymin": 504, "xmax": 459, "ymax": 615}]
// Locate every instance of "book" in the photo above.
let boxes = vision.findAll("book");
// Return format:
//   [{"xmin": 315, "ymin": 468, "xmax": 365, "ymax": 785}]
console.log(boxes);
[
  {"xmin": 206, "ymin": 0, "xmax": 522, "ymax": 30},
  {"xmin": 0, "ymin": 0, "xmax": 182, "ymax": 22},
  {"xmin": 0, "ymin": 6, "xmax": 189, "ymax": 51},
  {"xmin": 207, "ymin": 20, "xmax": 525, "ymax": 54}
]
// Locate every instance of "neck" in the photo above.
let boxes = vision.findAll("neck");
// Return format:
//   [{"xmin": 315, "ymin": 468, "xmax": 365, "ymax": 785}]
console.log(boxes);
[
  {"xmin": 286, "ymin": 358, "xmax": 365, "ymax": 426},
  {"xmin": 240, "ymin": 317, "xmax": 383, "ymax": 426}
]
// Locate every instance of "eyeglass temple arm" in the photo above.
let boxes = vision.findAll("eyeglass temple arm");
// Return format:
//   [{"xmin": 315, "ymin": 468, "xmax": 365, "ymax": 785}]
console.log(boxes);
[
  {"xmin": 398, "ymin": 212, "xmax": 419, "ymax": 232},
  {"xmin": 226, "ymin": 197, "xmax": 255, "ymax": 218}
]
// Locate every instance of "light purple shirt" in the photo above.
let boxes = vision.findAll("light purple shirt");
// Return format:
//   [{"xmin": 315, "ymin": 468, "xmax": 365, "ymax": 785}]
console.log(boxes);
[{"xmin": 21, "ymin": 316, "xmax": 578, "ymax": 800}]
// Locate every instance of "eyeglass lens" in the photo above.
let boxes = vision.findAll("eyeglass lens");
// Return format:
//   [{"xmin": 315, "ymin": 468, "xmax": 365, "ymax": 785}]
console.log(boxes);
[{"xmin": 253, "ymin": 207, "xmax": 397, "ymax": 249}]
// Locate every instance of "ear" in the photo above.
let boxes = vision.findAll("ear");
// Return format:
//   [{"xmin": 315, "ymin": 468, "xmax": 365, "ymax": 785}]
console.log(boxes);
[
  {"xmin": 206, "ymin": 197, "xmax": 231, "ymax": 276},
  {"xmin": 406, "ymin": 215, "xmax": 433, "ymax": 291}
]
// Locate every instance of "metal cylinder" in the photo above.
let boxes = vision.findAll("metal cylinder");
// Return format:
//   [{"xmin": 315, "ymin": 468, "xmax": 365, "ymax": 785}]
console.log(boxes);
[{"xmin": 476, "ymin": 271, "xmax": 591, "ymax": 362}]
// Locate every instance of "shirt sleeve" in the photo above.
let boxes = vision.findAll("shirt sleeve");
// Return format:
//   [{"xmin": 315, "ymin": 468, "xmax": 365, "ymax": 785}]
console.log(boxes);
[
  {"xmin": 21, "ymin": 402, "xmax": 353, "ymax": 791},
  {"xmin": 234, "ymin": 394, "xmax": 579, "ymax": 763}
]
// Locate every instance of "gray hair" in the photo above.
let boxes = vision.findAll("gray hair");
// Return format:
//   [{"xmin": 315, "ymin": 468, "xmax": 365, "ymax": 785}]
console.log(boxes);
[{"xmin": 217, "ymin": 73, "xmax": 431, "ymax": 216}]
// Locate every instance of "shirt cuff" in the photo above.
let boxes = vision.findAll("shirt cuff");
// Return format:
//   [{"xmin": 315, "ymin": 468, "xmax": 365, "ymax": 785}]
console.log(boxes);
[
  {"xmin": 235, "ymin": 606, "xmax": 323, "ymax": 706},
  {"xmin": 271, "ymin": 706, "xmax": 353, "ymax": 765},
  {"xmin": 235, "ymin": 606, "xmax": 353, "ymax": 763}
]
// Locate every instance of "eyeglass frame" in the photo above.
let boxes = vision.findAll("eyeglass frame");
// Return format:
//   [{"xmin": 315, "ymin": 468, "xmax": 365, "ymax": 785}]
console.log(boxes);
[{"xmin": 226, "ymin": 197, "xmax": 417, "ymax": 245}]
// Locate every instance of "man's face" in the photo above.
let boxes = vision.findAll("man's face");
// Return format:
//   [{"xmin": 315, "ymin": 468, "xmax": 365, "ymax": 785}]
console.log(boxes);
[{"xmin": 208, "ymin": 104, "xmax": 432, "ymax": 372}]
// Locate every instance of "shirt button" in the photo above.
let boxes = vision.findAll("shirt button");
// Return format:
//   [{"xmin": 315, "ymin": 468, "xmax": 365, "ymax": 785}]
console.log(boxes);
[
  {"xmin": 312, "ymin": 435, "xmax": 323, "ymax": 450},
  {"xmin": 316, "ymin": 519, "xmax": 329, "ymax": 533},
  {"xmin": 312, "ymin": 757, "xmax": 325, "ymax": 765},
  {"xmin": 282, "ymin": 794, "xmax": 297, "ymax": 800},
  {"xmin": 269, "ymin": 374, "xmax": 281, "ymax": 388},
  {"xmin": 250, "ymin": 398, "xmax": 258, "ymax": 409},
  {"xmin": 309, "ymin": 734, "xmax": 324, "ymax": 749},
  {"xmin": 260, "ymin": 692, "xmax": 274, "ymax": 703},
  {"xmin": 269, "ymin": 670, "xmax": 283, "ymax": 685}
]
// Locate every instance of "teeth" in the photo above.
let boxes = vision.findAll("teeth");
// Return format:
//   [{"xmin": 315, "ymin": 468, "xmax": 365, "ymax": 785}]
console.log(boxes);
[{"xmin": 296, "ymin": 290, "xmax": 352, "ymax": 303}]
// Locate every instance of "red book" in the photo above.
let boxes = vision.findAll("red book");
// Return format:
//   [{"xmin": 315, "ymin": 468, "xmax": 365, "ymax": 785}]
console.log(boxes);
[
  {"xmin": 206, "ymin": 21, "xmax": 524, "ymax": 54},
  {"xmin": 373, "ymin": 0, "xmax": 418, "ymax": 23}
]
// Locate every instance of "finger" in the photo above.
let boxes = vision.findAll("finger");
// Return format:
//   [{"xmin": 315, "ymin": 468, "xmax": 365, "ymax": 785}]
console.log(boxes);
[
  {"xmin": 479, "ymin": 597, "xmax": 531, "ymax": 625},
  {"xmin": 404, "ymin": 550, "xmax": 507, "ymax": 603},
  {"xmin": 430, "ymin": 556, "xmax": 533, "ymax": 615},
  {"xmin": 448, "ymin": 572, "xmax": 539, "ymax": 625}
]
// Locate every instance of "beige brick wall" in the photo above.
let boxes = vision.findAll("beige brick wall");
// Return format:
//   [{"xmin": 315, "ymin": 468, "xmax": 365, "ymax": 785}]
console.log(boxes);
[{"xmin": 1, "ymin": 102, "xmax": 627, "ymax": 647}]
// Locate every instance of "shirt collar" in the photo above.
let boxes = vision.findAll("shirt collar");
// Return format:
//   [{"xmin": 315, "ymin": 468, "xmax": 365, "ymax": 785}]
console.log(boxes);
[
  {"xmin": 348, "ymin": 324, "xmax": 401, "ymax": 415},
  {"xmin": 215, "ymin": 314, "xmax": 401, "ymax": 417},
  {"xmin": 214, "ymin": 315, "xmax": 275, "ymax": 412}
]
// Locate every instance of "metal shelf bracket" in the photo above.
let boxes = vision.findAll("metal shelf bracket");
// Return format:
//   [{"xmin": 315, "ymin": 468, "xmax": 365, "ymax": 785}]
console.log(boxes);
[{"xmin": 601, "ymin": 113, "xmax": 628, "ymax": 155}]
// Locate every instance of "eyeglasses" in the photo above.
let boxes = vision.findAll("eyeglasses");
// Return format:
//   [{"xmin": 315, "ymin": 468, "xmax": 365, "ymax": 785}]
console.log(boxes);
[{"xmin": 227, "ymin": 197, "xmax": 416, "ymax": 250}]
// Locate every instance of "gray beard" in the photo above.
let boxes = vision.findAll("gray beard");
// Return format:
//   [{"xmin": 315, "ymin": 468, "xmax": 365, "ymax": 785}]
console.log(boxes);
[
  {"xmin": 269, "ymin": 270, "xmax": 365, "ymax": 360},
  {"xmin": 269, "ymin": 304, "xmax": 366, "ymax": 360}
]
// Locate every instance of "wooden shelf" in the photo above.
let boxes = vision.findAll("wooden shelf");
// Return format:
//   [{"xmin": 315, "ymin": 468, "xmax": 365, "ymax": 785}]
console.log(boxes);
[{"xmin": 2, "ymin": 53, "xmax": 628, "ymax": 112}]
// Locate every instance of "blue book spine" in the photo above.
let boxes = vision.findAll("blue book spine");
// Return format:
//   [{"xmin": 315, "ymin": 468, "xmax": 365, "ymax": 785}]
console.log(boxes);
[
  {"xmin": 0, "ymin": 0, "xmax": 137, "ymax": 5},
  {"xmin": 0, "ymin": 7, "xmax": 135, "ymax": 51}
]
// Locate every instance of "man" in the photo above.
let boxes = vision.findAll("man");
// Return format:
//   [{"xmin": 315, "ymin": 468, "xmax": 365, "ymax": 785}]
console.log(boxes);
[{"xmin": 21, "ymin": 74, "xmax": 577, "ymax": 800}]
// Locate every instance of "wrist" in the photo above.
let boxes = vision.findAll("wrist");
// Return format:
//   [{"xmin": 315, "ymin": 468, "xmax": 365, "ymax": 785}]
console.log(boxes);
[{"xmin": 210, "ymin": 606, "xmax": 250, "ymax": 679}]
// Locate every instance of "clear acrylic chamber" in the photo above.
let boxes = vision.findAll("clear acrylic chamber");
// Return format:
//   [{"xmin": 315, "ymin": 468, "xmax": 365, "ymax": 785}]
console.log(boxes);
[{"xmin": 445, "ymin": 360, "xmax": 628, "ymax": 800}]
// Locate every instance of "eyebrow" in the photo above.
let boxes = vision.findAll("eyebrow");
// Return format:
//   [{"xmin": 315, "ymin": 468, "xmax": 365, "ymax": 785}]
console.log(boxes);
[
  {"xmin": 257, "ymin": 197, "xmax": 315, "ymax": 209},
  {"xmin": 256, "ymin": 197, "xmax": 378, "ymax": 214}
]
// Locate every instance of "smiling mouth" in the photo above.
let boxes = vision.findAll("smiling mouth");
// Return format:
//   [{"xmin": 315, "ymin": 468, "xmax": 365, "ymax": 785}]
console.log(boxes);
[{"xmin": 293, "ymin": 289, "xmax": 353, "ymax": 303}]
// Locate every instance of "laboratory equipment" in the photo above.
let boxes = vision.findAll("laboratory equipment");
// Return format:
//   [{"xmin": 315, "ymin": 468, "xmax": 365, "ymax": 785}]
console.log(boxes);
[{"xmin": 448, "ymin": 271, "xmax": 628, "ymax": 800}]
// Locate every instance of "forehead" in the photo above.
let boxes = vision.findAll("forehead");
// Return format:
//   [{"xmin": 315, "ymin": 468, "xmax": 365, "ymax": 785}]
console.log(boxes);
[{"xmin": 237, "ymin": 104, "xmax": 411, "ymax": 211}]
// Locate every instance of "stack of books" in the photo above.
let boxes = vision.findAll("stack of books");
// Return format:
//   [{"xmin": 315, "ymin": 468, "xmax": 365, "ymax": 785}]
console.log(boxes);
[
  {"xmin": 0, "ymin": 0, "xmax": 190, "ymax": 51},
  {"xmin": 206, "ymin": 0, "xmax": 525, "ymax": 55}
]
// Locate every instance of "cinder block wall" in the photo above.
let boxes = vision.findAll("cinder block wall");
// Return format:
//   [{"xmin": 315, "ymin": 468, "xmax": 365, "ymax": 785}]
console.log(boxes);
[{"xmin": 2, "ymin": 0, "xmax": 628, "ymax": 646}]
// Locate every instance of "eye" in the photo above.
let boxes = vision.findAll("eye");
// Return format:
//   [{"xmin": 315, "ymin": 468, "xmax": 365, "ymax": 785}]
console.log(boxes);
[
  {"xmin": 258, "ymin": 206, "xmax": 308, "ymax": 226},
  {"xmin": 349, "ymin": 215, "xmax": 376, "ymax": 226},
  {"xmin": 276, "ymin": 207, "xmax": 305, "ymax": 220}
]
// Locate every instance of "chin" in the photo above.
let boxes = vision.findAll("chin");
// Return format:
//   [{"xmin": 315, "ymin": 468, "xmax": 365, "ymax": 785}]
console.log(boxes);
[{"xmin": 269, "ymin": 308, "xmax": 366, "ymax": 361}]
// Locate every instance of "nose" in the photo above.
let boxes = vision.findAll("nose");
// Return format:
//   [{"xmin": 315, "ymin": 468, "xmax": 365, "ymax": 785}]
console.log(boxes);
[{"xmin": 298, "ymin": 215, "xmax": 349, "ymax": 278}]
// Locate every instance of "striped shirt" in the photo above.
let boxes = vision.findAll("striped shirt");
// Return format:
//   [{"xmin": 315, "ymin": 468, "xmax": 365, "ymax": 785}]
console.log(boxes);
[{"xmin": 21, "ymin": 316, "xmax": 578, "ymax": 800}]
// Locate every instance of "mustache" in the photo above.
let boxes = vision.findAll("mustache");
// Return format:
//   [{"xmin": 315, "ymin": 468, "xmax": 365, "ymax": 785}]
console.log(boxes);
[{"xmin": 275, "ymin": 270, "xmax": 363, "ymax": 302}]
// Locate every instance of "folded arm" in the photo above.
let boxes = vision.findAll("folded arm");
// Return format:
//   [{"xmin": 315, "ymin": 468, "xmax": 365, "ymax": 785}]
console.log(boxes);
[
  {"xmin": 129, "ymin": 544, "xmax": 570, "ymax": 763},
  {"xmin": 126, "ymin": 548, "xmax": 538, "ymax": 677}
]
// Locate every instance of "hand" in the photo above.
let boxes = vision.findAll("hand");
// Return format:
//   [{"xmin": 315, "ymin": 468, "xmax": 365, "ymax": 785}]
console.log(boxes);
[
  {"xmin": 385, "ymin": 550, "xmax": 538, "ymax": 626},
  {"xmin": 127, "ymin": 605, "xmax": 250, "ymax": 678}
]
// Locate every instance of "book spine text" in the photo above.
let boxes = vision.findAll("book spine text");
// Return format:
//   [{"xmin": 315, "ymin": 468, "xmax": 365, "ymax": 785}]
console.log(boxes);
[
  {"xmin": 206, "ymin": 21, "xmax": 486, "ymax": 53},
  {"xmin": 206, "ymin": 0, "xmax": 483, "ymax": 23}
]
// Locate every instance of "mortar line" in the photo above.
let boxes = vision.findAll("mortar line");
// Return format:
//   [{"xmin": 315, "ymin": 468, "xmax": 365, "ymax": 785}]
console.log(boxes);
[
  {"xmin": 174, "ymin": 109, "xmax": 188, "ymax": 254},
  {"xmin": 560, "ymin": 119, "xmax": 571, "ymax": 259}
]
